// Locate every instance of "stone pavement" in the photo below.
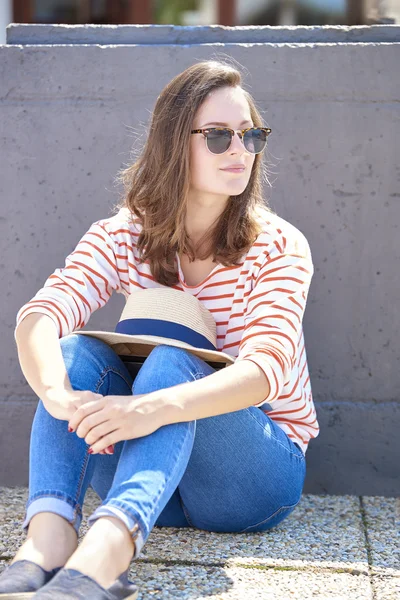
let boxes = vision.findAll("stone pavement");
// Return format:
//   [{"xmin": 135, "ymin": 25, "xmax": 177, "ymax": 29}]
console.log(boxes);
[{"xmin": 0, "ymin": 487, "xmax": 398, "ymax": 599}]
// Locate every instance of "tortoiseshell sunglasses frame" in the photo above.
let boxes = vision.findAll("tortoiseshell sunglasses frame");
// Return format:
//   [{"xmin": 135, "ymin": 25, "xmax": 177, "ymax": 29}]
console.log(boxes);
[{"xmin": 190, "ymin": 127, "xmax": 272, "ymax": 154}]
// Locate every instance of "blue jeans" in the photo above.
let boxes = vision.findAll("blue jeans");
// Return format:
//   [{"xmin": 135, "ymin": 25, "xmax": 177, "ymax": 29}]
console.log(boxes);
[{"xmin": 22, "ymin": 334, "xmax": 306, "ymax": 559}]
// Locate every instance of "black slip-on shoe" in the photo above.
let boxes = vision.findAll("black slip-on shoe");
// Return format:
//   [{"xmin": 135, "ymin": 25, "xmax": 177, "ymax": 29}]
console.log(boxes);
[
  {"xmin": 32, "ymin": 567, "xmax": 139, "ymax": 599},
  {"xmin": 0, "ymin": 560, "xmax": 62, "ymax": 599}
]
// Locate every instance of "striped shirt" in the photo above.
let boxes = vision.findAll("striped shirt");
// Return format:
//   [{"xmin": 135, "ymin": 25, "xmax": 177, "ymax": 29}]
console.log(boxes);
[{"xmin": 15, "ymin": 206, "xmax": 319, "ymax": 454}]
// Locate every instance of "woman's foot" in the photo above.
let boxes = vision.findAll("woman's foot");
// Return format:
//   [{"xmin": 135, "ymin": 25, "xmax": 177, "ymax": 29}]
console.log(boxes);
[
  {"xmin": 0, "ymin": 512, "xmax": 77, "ymax": 597},
  {"xmin": 62, "ymin": 516, "xmax": 135, "ymax": 590},
  {"xmin": 30, "ymin": 567, "xmax": 139, "ymax": 599},
  {"xmin": 0, "ymin": 560, "xmax": 62, "ymax": 597},
  {"xmin": 11, "ymin": 512, "xmax": 78, "ymax": 572}
]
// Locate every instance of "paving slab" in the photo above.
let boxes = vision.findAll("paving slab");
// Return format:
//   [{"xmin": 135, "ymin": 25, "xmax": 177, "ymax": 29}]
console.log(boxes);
[
  {"xmin": 3, "ymin": 488, "xmax": 393, "ymax": 600},
  {"xmin": 126, "ymin": 563, "xmax": 374, "ymax": 600},
  {"xmin": 372, "ymin": 575, "xmax": 400, "ymax": 600},
  {"xmin": 0, "ymin": 559, "xmax": 372, "ymax": 600},
  {"xmin": 0, "ymin": 487, "xmax": 370, "ymax": 576},
  {"xmin": 84, "ymin": 490, "xmax": 369, "ymax": 574},
  {"xmin": 360, "ymin": 496, "xmax": 400, "ymax": 577}
]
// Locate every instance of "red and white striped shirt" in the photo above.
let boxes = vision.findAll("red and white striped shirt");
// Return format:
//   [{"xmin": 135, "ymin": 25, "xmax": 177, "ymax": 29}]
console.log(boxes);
[{"xmin": 15, "ymin": 206, "xmax": 319, "ymax": 454}]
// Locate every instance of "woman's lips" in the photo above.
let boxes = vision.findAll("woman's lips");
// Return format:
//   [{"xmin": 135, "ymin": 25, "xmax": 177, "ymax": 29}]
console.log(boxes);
[{"xmin": 221, "ymin": 167, "xmax": 245, "ymax": 173}]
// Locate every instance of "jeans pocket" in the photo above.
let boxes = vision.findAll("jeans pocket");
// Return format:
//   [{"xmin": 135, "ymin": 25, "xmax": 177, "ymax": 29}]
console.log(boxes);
[{"xmin": 238, "ymin": 500, "xmax": 300, "ymax": 533}]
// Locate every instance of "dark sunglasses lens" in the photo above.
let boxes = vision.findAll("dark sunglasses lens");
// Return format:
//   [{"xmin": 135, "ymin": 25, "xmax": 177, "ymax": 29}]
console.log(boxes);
[
  {"xmin": 206, "ymin": 129, "xmax": 232, "ymax": 154},
  {"xmin": 244, "ymin": 128, "xmax": 267, "ymax": 153}
]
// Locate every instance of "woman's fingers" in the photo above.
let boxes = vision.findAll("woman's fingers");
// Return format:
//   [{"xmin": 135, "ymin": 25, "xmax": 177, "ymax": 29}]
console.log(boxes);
[{"xmin": 68, "ymin": 397, "xmax": 106, "ymax": 432}]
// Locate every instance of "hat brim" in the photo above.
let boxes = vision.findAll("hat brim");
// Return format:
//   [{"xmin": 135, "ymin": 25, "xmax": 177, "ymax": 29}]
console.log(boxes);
[{"xmin": 75, "ymin": 331, "xmax": 235, "ymax": 366}]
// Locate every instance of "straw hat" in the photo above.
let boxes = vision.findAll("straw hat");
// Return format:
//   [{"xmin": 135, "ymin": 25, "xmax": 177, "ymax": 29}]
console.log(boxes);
[{"xmin": 76, "ymin": 287, "xmax": 235, "ymax": 367}]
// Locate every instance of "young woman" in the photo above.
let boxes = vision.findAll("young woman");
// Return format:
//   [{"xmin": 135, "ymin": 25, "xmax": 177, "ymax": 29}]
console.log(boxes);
[{"xmin": 2, "ymin": 59, "xmax": 319, "ymax": 599}]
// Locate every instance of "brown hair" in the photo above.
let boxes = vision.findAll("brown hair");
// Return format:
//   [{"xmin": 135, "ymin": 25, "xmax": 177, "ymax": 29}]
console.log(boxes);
[{"xmin": 113, "ymin": 57, "xmax": 274, "ymax": 287}]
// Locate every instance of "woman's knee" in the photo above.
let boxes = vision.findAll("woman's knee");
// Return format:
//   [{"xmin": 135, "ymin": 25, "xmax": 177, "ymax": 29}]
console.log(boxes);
[
  {"xmin": 60, "ymin": 332, "xmax": 111, "ymax": 356},
  {"xmin": 144, "ymin": 344, "xmax": 189, "ymax": 363},
  {"xmin": 59, "ymin": 333, "xmax": 131, "ymax": 391},
  {"xmin": 59, "ymin": 333, "xmax": 118, "ymax": 370},
  {"xmin": 132, "ymin": 344, "xmax": 209, "ymax": 395}
]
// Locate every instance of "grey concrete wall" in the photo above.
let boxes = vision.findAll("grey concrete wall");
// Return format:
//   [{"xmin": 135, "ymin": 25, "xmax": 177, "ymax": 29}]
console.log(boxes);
[{"xmin": 1, "ymin": 24, "xmax": 399, "ymax": 495}]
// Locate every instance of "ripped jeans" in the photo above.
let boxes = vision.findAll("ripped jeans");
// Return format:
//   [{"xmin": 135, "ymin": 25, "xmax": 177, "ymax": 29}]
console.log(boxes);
[{"xmin": 22, "ymin": 334, "xmax": 306, "ymax": 559}]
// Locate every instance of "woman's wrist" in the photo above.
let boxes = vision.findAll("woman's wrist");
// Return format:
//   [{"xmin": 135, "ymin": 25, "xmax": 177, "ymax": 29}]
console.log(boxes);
[{"xmin": 133, "ymin": 389, "xmax": 177, "ymax": 430}]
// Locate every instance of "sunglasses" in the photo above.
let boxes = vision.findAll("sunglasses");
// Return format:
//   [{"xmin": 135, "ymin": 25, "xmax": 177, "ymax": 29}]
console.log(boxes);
[{"xmin": 191, "ymin": 126, "xmax": 272, "ymax": 155}]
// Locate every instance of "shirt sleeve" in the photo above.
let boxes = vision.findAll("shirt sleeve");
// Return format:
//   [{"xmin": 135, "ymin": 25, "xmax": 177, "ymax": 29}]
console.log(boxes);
[
  {"xmin": 236, "ymin": 230, "xmax": 314, "ymax": 407},
  {"xmin": 14, "ymin": 220, "xmax": 121, "ymax": 341}
]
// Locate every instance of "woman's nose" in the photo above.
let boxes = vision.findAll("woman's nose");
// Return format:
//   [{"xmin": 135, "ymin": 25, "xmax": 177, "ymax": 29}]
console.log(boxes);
[{"xmin": 230, "ymin": 131, "xmax": 246, "ymax": 152}]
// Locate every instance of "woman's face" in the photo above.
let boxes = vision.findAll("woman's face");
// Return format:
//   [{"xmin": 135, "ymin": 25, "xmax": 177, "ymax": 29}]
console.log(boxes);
[{"xmin": 189, "ymin": 86, "xmax": 256, "ymax": 203}]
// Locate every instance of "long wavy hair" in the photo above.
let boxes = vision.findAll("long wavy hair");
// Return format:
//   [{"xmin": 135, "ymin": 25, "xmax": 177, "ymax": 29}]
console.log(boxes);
[{"xmin": 113, "ymin": 58, "xmax": 274, "ymax": 287}]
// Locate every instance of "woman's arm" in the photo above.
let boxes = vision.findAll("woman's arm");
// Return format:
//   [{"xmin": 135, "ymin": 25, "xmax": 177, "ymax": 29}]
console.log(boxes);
[
  {"xmin": 15, "ymin": 313, "xmax": 73, "ymax": 400},
  {"xmin": 14, "ymin": 220, "xmax": 121, "ymax": 339},
  {"xmin": 158, "ymin": 231, "xmax": 314, "ymax": 424},
  {"xmin": 156, "ymin": 358, "xmax": 270, "ymax": 424}
]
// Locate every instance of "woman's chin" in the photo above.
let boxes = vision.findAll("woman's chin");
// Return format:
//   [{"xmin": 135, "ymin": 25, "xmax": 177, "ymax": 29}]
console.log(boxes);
[{"xmin": 223, "ymin": 183, "xmax": 248, "ymax": 195}]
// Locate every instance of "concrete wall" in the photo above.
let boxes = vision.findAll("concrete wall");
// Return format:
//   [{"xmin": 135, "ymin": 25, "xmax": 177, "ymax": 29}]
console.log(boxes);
[
  {"xmin": 1, "ymin": 24, "xmax": 399, "ymax": 495},
  {"xmin": 0, "ymin": 0, "xmax": 12, "ymax": 45}
]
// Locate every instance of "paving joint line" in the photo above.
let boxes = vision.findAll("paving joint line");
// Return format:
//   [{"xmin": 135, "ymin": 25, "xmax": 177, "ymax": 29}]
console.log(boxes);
[
  {"xmin": 0, "ymin": 553, "xmax": 370, "ymax": 576},
  {"xmin": 359, "ymin": 495, "xmax": 378, "ymax": 600},
  {"xmin": 118, "ymin": 557, "xmax": 371, "ymax": 576}
]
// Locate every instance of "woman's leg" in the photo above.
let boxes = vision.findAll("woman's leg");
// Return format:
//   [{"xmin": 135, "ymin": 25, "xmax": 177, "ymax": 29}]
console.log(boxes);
[
  {"xmin": 85, "ymin": 345, "xmax": 199, "ymax": 555},
  {"xmin": 15, "ymin": 333, "xmax": 135, "ymax": 572},
  {"xmin": 86, "ymin": 344, "xmax": 305, "ymax": 559},
  {"xmin": 154, "ymin": 353, "xmax": 306, "ymax": 533},
  {"xmin": 16, "ymin": 337, "xmax": 304, "ymax": 589},
  {"xmin": 172, "ymin": 403, "xmax": 306, "ymax": 534},
  {"xmin": 60, "ymin": 343, "xmax": 202, "ymax": 589}
]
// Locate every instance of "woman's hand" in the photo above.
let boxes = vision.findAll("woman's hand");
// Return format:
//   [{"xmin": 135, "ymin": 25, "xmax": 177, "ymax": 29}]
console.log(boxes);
[
  {"xmin": 42, "ymin": 388, "xmax": 104, "ymax": 422},
  {"xmin": 67, "ymin": 392, "xmax": 165, "ymax": 454}
]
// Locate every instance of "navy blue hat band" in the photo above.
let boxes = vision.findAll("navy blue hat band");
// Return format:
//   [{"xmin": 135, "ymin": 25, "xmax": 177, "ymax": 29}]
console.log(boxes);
[{"xmin": 115, "ymin": 318, "xmax": 217, "ymax": 352}]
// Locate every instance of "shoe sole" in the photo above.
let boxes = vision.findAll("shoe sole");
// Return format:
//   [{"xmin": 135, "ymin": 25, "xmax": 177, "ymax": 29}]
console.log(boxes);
[
  {"xmin": 0, "ymin": 594, "xmax": 35, "ymax": 599},
  {"xmin": 0, "ymin": 591, "xmax": 139, "ymax": 600}
]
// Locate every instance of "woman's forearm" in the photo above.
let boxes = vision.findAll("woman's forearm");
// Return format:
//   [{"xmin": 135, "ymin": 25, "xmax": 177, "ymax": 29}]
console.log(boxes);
[
  {"xmin": 157, "ymin": 359, "xmax": 270, "ymax": 426},
  {"xmin": 14, "ymin": 313, "xmax": 73, "ymax": 399}
]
